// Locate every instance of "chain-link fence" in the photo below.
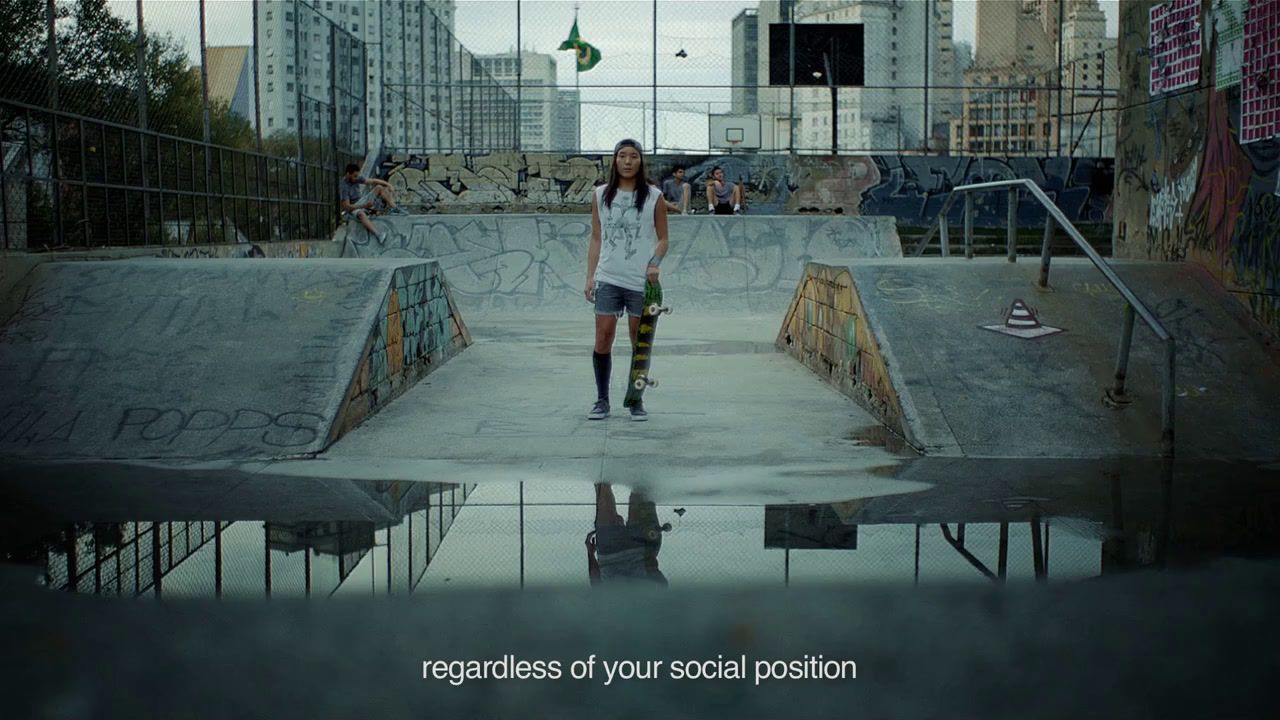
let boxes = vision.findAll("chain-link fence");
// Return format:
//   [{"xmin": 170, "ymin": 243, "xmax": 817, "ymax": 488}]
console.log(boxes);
[
  {"xmin": 379, "ymin": 6, "xmax": 519, "ymax": 156},
  {"xmin": 1, "ymin": 1, "xmax": 1120, "ymax": 249},
  {"xmin": 441, "ymin": 0, "xmax": 1118, "ymax": 156},
  {"xmin": 0, "ymin": 0, "xmax": 357, "ymax": 249}
]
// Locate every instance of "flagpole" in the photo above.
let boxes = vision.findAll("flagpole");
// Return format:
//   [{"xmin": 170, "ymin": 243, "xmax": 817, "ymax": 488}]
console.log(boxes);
[{"xmin": 575, "ymin": 5, "xmax": 581, "ymax": 153}]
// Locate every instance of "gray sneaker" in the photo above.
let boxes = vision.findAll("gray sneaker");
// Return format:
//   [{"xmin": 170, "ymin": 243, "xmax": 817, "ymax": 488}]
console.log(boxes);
[
  {"xmin": 629, "ymin": 401, "xmax": 648, "ymax": 422},
  {"xmin": 588, "ymin": 399, "xmax": 610, "ymax": 420},
  {"xmin": 388, "ymin": 206, "xmax": 409, "ymax": 216}
]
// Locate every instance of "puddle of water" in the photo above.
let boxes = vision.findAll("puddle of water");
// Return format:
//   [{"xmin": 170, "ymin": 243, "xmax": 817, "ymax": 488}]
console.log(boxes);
[
  {"xmin": 2, "ymin": 461, "xmax": 1279, "ymax": 598},
  {"xmin": 847, "ymin": 426, "xmax": 912, "ymax": 454}
]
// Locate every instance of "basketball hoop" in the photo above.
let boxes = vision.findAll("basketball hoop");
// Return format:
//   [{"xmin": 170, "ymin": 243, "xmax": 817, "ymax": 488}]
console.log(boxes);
[{"xmin": 726, "ymin": 139, "xmax": 741, "ymax": 154}]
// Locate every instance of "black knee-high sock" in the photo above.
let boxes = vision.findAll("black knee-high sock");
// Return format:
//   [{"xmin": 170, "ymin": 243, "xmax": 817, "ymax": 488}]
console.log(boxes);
[{"xmin": 592, "ymin": 351, "xmax": 611, "ymax": 401}]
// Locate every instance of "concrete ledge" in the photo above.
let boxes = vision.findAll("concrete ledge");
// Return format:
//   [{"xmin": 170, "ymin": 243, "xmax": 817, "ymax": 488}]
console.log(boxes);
[
  {"xmin": 0, "ymin": 258, "xmax": 468, "ymax": 462},
  {"xmin": 338, "ymin": 213, "xmax": 902, "ymax": 315},
  {"xmin": 779, "ymin": 258, "xmax": 1280, "ymax": 461},
  {"xmin": 0, "ymin": 241, "xmax": 337, "ymax": 312}
]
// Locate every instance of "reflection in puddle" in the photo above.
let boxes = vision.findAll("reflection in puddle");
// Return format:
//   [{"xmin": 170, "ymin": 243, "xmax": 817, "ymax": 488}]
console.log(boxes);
[
  {"xmin": 3, "ymin": 464, "xmax": 1280, "ymax": 598},
  {"xmin": 846, "ymin": 426, "xmax": 912, "ymax": 454}
]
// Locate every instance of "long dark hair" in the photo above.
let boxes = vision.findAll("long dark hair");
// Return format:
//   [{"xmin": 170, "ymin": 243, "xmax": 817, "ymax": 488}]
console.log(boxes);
[{"xmin": 603, "ymin": 138, "xmax": 651, "ymax": 211}]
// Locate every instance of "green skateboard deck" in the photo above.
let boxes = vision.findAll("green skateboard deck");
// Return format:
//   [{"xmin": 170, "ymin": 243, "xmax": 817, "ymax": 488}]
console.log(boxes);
[{"xmin": 623, "ymin": 280, "xmax": 672, "ymax": 408}]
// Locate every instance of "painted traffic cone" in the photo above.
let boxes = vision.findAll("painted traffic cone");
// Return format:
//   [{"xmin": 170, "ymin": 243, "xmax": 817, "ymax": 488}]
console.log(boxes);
[
  {"xmin": 981, "ymin": 298, "xmax": 1064, "ymax": 339},
  {"xmin": 1005, "ymin": 299, "xmax": 1040, "ymax": 330}
]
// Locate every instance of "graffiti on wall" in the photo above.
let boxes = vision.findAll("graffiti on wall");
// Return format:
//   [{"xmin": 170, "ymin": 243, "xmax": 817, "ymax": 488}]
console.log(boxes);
[
  {"xmin": 156, "ymin": 241, "xmax": 330, "ymax": 260},
  {"xmin": 339, "ymin": 214, "xmax": 901, "ymax": 314},
  {"xmin": 1115, "ymin": 0, "xmax": 1280, "ymax": 334},
  {"xmin": 381, "ymin": 153, "xmax": 1114, "ymax": 228},
  {"xmin": 1150, "ymin": 156, "xmax": 1200, "ymax": 231},
  {"xmin": 776, "ymin": 264, "xmax": 907, "ymax": 443},
  {"xmin": 335, "ymin": 262, "xmax": 470, "ymax": 439}
]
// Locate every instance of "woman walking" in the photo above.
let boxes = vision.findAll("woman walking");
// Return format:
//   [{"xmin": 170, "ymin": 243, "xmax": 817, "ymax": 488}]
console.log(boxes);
[{"xmin": 584, "ymin": 139, "xmax": 669, "ymax": 422}]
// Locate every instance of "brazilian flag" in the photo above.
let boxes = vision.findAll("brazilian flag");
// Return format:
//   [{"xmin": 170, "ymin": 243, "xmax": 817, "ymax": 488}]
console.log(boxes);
[{"xmin": 558, "ymin": 18, "xmax": 602, "ymax": 73}]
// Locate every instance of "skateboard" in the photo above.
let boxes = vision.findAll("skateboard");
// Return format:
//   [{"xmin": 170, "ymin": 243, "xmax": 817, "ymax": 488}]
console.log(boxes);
[{"xmin": 623, "ymin": 281, "xmax": 673, "ymax": 408}]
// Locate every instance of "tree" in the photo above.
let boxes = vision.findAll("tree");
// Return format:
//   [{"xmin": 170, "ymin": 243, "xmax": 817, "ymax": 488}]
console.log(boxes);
[{"xmin": 0, "ymin": 0, "xmax": 257, "ymax": 149}]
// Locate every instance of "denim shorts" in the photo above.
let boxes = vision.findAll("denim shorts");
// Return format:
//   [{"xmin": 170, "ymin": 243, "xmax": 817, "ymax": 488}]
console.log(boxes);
[
  {"xmin": 342, "ymin": 191, "xmax": 387, "ymax": 221},
  {"xmin": 594, "ymin": 281, "xmax": 644, "ymax": 317}
]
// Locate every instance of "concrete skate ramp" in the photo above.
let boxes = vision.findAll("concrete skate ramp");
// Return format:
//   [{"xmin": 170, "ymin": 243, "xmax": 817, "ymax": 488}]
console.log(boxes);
[
  {"xmin": 339, "ymin": 214, "xmax": 901, "ymax": 315},
  {"xmin": 779, "ymin": 258, "xmax": 1280, "ymax": 461},
  {"xmin": 0, "ymin": 259, "xmax": 470, "ymax": 462}
]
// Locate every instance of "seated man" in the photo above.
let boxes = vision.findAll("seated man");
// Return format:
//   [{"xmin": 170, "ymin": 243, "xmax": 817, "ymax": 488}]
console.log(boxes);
[
  {"xmin": 704, "ymin": 166, "xmax": 743, "ymax": 215},
  {"xmin": 660, "ymin": 165, "xmax": 691, "ymax": 215},
  {"xmin": 339, "ymin": 162, "xmax": 407, "ymax": 235}
]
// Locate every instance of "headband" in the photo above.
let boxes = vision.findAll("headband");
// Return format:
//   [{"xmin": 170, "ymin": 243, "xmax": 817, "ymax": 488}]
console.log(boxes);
[{"xmin": 613, "ymin": 138, "xmax": 644, "ymax": 155}]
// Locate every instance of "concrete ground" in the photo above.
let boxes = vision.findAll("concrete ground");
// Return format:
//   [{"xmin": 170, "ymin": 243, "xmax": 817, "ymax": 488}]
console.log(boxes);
[{"xmin": 271, "ymin": 310, "xmax": 924, "ymax": 506}]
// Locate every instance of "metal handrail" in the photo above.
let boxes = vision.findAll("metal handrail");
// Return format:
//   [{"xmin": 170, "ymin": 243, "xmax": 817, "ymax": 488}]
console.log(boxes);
[{"xmin": 913, "ymin": 178, "xmax": 1175, "ymax": 458}]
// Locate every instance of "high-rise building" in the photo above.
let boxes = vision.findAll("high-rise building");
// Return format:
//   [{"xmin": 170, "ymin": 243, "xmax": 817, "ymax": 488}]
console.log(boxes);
[
  {"xmin": 731, "ymin": 9, "xmax": 759, "ymax": 114},
  {"xmin": 753, "ymin": 0, "xmax": 792, "ymax": 149},
  {"xmin": 553, "ymin": 90, "xmax": 581, "ymax": 152},
  {"xmin": 255, "ymin": 0, "xmax": 460, "ymax": 153},
  {"xmin": 951, "ymin": 0, "xmax": 1115, "ymax": 156},
  {"xmin": 796, "ymin": 0, "xmax": 953, "ymax": 151},
  {"xmin": 751, "ymin": 0, "xmax": 954, "ymax": 152},
  {"xmin": 477, "ymin": 51, "xmax": 566, "ymax": 152},
  {"xmin": 1021, "ymin": 0, "xmax": 1098, "ymax": 41},
  {"xmin": 1060, "ymin": 0, "xmax": 1116, "ymax": 155},
  {"xmin": 950, "ymin": 0, "xmax": 1058, "ymax": 155},
  {"xmin": 205, "ymin": 46, "xmax": 255, "ymax": 125}
]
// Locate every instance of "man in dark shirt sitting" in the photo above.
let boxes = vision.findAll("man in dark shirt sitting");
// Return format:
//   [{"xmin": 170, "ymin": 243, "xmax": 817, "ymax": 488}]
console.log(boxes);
[
  {"xmin": 339, "ymin": 162, "xmax": 407, "ymax": 235},
  {"xmin": 660, "ymin": 165, "xmax": 691, "ymax": 215}
]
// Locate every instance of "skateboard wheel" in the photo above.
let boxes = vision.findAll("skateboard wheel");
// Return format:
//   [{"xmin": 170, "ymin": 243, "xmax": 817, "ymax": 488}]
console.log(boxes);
[
  {"xmin": 646, "ymin": 303, "xmax": 660, "ymax": 315},
  {"xmin": 661, "ymin": 522, "xmax": 672, "ymax": 532},
  {"xmin": 649, "ymin": 378, "xmax": 659, "ymax": 388},
  {"xmin": 634, "ymin": 379, "xmax": 646, "ymax": 390}
]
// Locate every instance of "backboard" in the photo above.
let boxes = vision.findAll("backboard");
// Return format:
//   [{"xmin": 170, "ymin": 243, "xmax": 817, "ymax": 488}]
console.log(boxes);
[{"xmin": 709, "ymin": 114, "xmax": 762, "ymax": 151}]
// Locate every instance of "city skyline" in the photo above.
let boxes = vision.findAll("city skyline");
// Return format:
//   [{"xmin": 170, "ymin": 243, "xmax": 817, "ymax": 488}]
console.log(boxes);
[
  {"xmin": 103, "ymin": 0, "xmax": 1120, "ymax": 153},
  {"xmin": 106, "ymin": 1, "xmax": 1120, "ymax": 72}
]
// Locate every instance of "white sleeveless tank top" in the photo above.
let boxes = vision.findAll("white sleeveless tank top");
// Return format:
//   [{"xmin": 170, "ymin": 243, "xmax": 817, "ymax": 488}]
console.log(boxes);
[{"xmin": 595, "ymin": 183, "xmax": 659, "ymax": 293}]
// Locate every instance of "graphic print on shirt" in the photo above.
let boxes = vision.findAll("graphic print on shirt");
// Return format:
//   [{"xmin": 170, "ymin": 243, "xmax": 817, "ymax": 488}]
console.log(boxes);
[{"xmin": 603, "ymin": 194, "xmax": 641, "ymax": 262}]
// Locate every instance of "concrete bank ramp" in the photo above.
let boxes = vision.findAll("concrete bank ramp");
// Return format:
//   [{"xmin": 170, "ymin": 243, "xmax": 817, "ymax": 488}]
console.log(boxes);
[
  {"xmin": 0, "ymin": 258, "xmax": 470, "ymax": 462},
  {"xmin": 339, "ymin": 213, "xmax": 901, "ymax": 314},
  {"xmin": 779, "ymin": 258, "xmax": 1280, "ymax": 461}
]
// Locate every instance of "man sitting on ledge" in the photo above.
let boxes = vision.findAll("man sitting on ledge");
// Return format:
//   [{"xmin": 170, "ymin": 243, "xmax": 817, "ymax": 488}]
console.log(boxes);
[{"xmin": 340, "ymin": 162, "xmax": 407, "ymax": 236}]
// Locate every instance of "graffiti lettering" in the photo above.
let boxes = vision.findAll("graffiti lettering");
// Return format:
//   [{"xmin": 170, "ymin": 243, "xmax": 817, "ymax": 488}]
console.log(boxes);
[
  {"xmin": 112, "ymin": 407, "xmax": 326, "ymax": 448},
  {"xmin": 1149, "ymin": 157, "xmax": 1199, "ymax": 231}
]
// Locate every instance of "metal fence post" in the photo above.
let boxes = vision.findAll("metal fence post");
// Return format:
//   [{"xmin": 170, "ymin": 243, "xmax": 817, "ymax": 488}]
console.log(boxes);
[
  {"xmin": 938, "ymin": 211, "xmax": 949, "ymax": 258},
  {"xmin": 1039, "ymin": 215, "xmax": 1054, "ymax": 286},
  {"xmin": 46, "ymin": 0, "xmax": 58, "ymax": 110},
  {"xmin": 1112, "ymin": 303, "xmax": 1136, "ymax": 399},
  {"xmin": 199, "ymin": 0, "xmax": 211, "ymax": 144},
  {"xmin": 1006, "ymin": 186, "xmax": 1017, "ymax": 262},
  {"xmin": 330, "ymin": 25, "xmax": 339, "ymax": 227},
  {"xmin": 963, "ymin": 193, "xmax": 974, "ymax": 259},
  {"xmin": 252, "ymin": 0, "xmax": 263, "ymax": 153},
  {"xmin": 293, "ymin": 0, "xmax": 303, "ymax": 160},
  {"xmin": 652, "ymin": 0, "xmax": 657, "ymax": 151},
  {"xmin": 1161, "ymin": 338, "xmax": 1176, "ymax": 457}
]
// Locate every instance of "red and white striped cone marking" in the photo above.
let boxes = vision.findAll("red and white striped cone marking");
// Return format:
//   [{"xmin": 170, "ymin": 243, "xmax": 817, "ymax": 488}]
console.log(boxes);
[{"xmin": 981, "ymin": 298, "xmax": 1064, "ymax": 339}]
